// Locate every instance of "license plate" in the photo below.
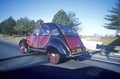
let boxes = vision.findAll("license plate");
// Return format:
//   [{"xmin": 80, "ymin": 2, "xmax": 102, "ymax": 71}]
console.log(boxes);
[{"xmin": 77, "ymin": 48, "xmax": 82, "ymax": 52}]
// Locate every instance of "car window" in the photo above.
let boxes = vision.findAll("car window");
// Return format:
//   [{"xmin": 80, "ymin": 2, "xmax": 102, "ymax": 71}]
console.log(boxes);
[
  {"xmin": 41, "ymin": 25, "xmax": 50, "ymax": 36},
  {"xmin": 60, "ymin": 25, "xmax": 76, "ymax": 34},
  {"xmin": 33, "ymin": 29, "xmax": 40, "ymax": 36},
  {"xmin": 51, "ymin": 29, "xmax": 59, "ymax": 36}
]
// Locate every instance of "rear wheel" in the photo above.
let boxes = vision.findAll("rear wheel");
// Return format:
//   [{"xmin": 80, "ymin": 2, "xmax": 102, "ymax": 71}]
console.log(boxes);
[
  {"xmin": 48, "ymin": 53, "xmax": 61, "ymax": 64},
  {"xmin": 19, "ymin": 42, "xmax": 28, "ymax": 53}
]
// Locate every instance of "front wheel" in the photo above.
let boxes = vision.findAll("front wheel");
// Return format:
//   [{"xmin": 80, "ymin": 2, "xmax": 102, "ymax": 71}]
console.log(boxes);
[
  {"xmin": 47, "ymin": 53, "xmax": 61, "ymax": 64},
  {"xmin": 19, "ymin": 42, "xmax": 28, "ymax": 54}
]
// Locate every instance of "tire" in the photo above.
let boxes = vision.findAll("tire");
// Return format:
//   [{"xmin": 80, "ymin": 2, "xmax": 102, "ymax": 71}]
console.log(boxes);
[
  {"xmin": 47, "ymin": 53, "xmax": 61, "ymax": 64},
  {"xmin": 19, "ymin": 42, "xmax": 28, "ymax": 54}
]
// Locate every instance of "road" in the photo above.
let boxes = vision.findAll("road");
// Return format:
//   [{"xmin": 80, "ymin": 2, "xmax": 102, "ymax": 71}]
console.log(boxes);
[{"xmin": 0, "ymin": 39, "xmax": 120, "ymax": 79}]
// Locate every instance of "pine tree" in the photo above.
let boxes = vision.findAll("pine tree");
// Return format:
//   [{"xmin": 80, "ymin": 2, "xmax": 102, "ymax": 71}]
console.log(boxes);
[
  {"xmin": 14, "ymin": 17, "xmax": 35, "ymax": 35},
  {"xmin": 52, "ymin": 9, "xmax": 80, "ymax": 27},
  {"xmin": 52, "ymin": 9, "xmax": 70, "ymax": 26},
  {"xmin": 36, "ymin": 19, "xmax": 44, "ymax": 26},
  {"xmin": 104, "ymin": 0, "xmax": 120, "ymax": 30},
  {"xmin": 0, "ymin": 16, "xmax": 16, "ymax": 35}
]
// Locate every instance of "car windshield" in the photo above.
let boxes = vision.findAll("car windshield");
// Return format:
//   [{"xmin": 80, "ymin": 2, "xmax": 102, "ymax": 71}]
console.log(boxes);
[{"xmin": 60, "ymin": 25, "xmax": 76, "ymax": 34}]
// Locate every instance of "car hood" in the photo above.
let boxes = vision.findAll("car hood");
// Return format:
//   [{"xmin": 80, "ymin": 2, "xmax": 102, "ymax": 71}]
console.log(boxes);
[{"xmin": 64, "ymin": 34, "xmax": 84, "ymax": 48}]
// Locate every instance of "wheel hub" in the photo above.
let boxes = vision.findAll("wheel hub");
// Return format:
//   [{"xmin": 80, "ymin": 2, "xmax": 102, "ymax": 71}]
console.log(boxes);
[
  {"xmin": 50, "ymin": 53, "xmax": 56, "ymax": 58},
  {"xmin": 20, "ymin": 44, "xmax": 25, "ymax": 53}
]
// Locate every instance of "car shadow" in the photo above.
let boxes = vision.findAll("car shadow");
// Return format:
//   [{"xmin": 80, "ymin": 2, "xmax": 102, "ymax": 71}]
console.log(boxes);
[
  {"xmin": 0, "ymin": 53, "xmax": 43, "ymax": 62},
  {"xmin": 0, "ymin": 64, "xmax": 120, "ymax": 79}
]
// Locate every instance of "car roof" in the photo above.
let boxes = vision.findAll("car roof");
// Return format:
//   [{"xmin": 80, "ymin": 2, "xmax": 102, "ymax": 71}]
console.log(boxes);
[
  {"xmin": 42, "ymin": 23, "xmax": 70, "ymax": 30},
  {"xmin": 42, "ymin": 23, "xmax": 61, "ymax": 30}
]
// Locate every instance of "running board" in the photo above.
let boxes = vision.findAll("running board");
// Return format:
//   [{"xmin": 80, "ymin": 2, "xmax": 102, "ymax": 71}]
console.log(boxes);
[{"xmin": 28, "ymin": 48, "xmax": 46, "ymax": 53}]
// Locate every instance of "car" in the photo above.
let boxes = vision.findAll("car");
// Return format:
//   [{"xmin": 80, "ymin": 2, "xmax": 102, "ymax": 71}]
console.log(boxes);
[{"xmin": 19, "ymin": 23, "xmax": 87, "ymax": 64}]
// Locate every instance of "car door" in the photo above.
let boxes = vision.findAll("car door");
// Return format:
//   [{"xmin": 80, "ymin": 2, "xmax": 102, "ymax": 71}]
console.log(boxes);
[
  {"xmin": 37, "ymin": 25, "xmax": 50, "ymax": 48},
  {"xmin": 26, "ymin": 27, "xmax": 40, "ymax": 48}
]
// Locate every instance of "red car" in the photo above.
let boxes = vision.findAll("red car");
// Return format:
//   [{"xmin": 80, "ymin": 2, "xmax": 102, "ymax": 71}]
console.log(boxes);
[{"xmin": 19, "ymin": 23, "xmax": 86, "ymax": 64}]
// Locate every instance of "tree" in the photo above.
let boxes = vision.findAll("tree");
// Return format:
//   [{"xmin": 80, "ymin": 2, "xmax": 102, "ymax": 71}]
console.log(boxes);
[
  {"xmin": 36, "ymin": 19, "xmax": 44, "ymax": 26},
  {"xmin": 0, "ymin": 16, "xmax": 16, "ymax": 35},
  {"xmin": 68, "ymin": 12, "xmax": 81, "ymax": 33},
  {"xmin": 52, "ymin": 9, "xmax": 70, "ymax": 26},
  {"xmin": 68, "ymin": 12, "xmax": 81, "ymax": 27},
  {"xmin": 104, "ymin": 0, "xmax": 120, "ymax": 30},
  {"xmin": 52, "ymin": 9, "xmax": 81, "ymax": 33},
  {"xmin": 14, "ymin": 17, "xmax": 35, "ymax": 35}
]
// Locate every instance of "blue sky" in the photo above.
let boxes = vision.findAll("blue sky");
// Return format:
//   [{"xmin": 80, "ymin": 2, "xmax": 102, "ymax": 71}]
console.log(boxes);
[{"xmin": 0, "ymin": 0, "xmax": 117, "ymax": 36}]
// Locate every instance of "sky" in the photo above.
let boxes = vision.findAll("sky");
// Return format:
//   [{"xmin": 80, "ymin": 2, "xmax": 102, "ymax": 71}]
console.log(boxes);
[{"xmin": 0, "ymin": 0, "xmax": 117, "ymax": 36}]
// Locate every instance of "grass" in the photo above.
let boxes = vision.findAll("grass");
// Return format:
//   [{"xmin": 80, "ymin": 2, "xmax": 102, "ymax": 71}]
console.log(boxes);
[
  {"xmin": 81, "ymin": 36, "xmax": 120, "ymax": 54},
  {"xmin": 81, "ymin": 36, "xmax": 118, "ymax": 45},
  {"xmin": 0, "ymin": 34, "xmax": 24, "ymax": 43}
]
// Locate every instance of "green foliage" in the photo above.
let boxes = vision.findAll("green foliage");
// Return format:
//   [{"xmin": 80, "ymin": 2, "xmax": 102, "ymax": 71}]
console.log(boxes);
[
  {"xmin": 36, "ymin": 19, "xmax": 44, "ymax": 26},
  {"xmin": 0, "ymin": 16, "xmax": 16, "ymax": 35},
  {"xmin": 52, "ymin": 9, "xmax": 70, "ymax": 25},
  {"xmin": 104, "ymin": 0, "xmax": 120, "ymax": 30},
  {"xmin": 52, "ymin": 9, "xmax": 80, "ymax": 27},
  {"xmin": 14, "ymin": 17, "xmax": 35, "ymax": 35},
  {"xmin": 52, "ymin": 9, "xmax": 81, "ymax": 33},
  {"xmin": 0, "ymin": 17, "xmax": 44, "ymax": 35},
  {"xmin": 0, "ymin": 10, "xmax": 81, "ymax": 35},
  {"xmin": 68, "ymin": 12, "xmax": 81, "ymax": 27}
]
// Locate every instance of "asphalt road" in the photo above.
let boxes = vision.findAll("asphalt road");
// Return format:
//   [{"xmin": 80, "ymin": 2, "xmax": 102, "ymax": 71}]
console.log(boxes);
[{"xmin": 0, "ymin": 39, "xmax": 120, "ymax": 79}]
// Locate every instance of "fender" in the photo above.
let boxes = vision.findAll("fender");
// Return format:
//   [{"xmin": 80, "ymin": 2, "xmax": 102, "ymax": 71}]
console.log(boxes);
[
  {"xmin": 19, "ymin": 38, "xmax": 28, "ymax": 48},
  {"xmin": 47, "ymin": 37, "xmax": 71, "ymax": 55}
]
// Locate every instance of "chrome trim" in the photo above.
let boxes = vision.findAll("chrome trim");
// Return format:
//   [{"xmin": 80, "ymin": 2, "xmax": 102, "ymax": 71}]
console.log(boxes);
[{"xmin": 68, "ymin": 51, "xmax": 89, "ymax": 57}]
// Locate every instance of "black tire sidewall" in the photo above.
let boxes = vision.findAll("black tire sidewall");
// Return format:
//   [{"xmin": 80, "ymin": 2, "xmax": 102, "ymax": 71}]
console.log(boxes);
[{"xmin": 19, "ymin": 41, "xmax": 28, "ymax": 53}]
